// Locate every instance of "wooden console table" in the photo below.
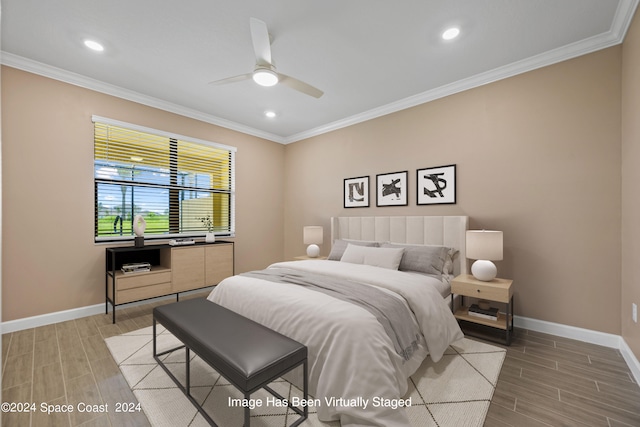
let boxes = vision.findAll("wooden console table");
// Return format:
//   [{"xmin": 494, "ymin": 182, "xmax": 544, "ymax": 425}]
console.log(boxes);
[{"xmin": 105, "ymin": 241, "xmax": 234, "ymax": 323}]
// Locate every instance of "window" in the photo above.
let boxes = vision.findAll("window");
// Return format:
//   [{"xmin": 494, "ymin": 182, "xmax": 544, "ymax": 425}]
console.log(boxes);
[{"xmin": 93, "ymin": 116, "xmax": 236, "ymax": 242}]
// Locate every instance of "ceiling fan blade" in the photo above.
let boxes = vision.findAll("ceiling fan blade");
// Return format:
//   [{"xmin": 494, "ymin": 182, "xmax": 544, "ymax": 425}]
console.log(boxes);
[
  {"xmin": 250, "ymin": 18, "xmax": 272, "ymax": 66},
  {"xmin": 208, "ymin": 73, "xmax": 253, "ymax": 85},
  {"xmin": 278, "ymin": 73, "xmax": 324, "ymax": 98}
]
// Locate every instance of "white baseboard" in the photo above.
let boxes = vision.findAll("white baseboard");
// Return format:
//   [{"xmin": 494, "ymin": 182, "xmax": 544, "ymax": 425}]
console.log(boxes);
[
  {"xmin": 515, "ymin": 315, "xmax": 640, "ymax": 384},
  {"xmin": 514, "ymin": 315, "xmax": 622, "ymax": 348},
  {"xmin": 2, "ymin": 302, "xmax": 639, "ymax": 384},
  {"xmin": 1, "ymin": 287, "xmax": 214, "ymax": 334},
  {"xmin": 2, "ymin": 303, "xmax": 105, "ymax": 334}
]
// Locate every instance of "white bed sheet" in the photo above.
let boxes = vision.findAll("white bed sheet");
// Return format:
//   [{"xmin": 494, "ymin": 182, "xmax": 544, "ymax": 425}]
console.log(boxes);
[{"xmin": 207, "ymin": 260, "xmax": 463, "ymax": 427}]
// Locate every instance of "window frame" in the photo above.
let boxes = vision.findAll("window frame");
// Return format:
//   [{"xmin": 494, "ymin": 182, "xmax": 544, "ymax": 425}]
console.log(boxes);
[{"xmin": 93, "ymin": 116, "xmax": 236, "ymax": 243}]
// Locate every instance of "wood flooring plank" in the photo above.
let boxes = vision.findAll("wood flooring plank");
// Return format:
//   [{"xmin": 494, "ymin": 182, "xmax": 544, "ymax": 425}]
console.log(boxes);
[
  {"xmin": 75, "ymin": 317, "xmax": 101, "ymax": 338},
  {"xmin": 34, "ymin": 324, "xmax": 57, "ymax": 342},
  {"xmin": 65, "ymin": 373, "xmax": 105, "ymax": 426},
  {"xmin": 2, "ymin": 352, "xmax": 33, "ymax": 390},
  {"xmin": 81, "ymin": 335, "xmax": 111, "ymax": 362},
  {"xmin": 519, "ymin": 365, "xmax": 599, "ymax": 395},
  {"xmin": 1, "ymin": 382, "xmax": 32, "ymax": 427},
  {"xmin": 557, "ymin": 362, "xmax": 636, "ymax": 387},
  {"xmin": 7, "ymin": 329, "xmax": 34, "ymax": 358},
  {"xmin": 32, "ymin": 362, "xmax": 66, "ymax": 403},
  {"xmin": 484, "ymin": 402, "xmax": 551, "ymax": 426},
  {"xmin": 490, "ymin": 388, "xmax": 516, "ymax": 411},
  {"xmin": 523, "ymin": 345, "xmax": 591, "ymax": 366},
  {"xmin": 496, "ymin": 370, "xmax": 560, "ymax": 400},
  {"xmin": 559, "ymin": 389, "xmax": 640, "ymax": 426},
  {"xmin": 484, "ymin": 413, "xmax": 517, "ymax": 427},
  {"xmin": 505, "ymin": 349, "xmax": 558, "ymax": 369},
  {"xmin": 514, "ymin": 399, "xmax": 597, "ymax": 427},
  {"xmin": 34, "ymin": 336, "xmax": 61, "ymax": 368},
  {"xmin": 89, "ymin": 356, "xmax": 151, "ymax": 427},
  {"xmin": 31, "ymin": 395, "xmax": 71, "ymax": 427}
]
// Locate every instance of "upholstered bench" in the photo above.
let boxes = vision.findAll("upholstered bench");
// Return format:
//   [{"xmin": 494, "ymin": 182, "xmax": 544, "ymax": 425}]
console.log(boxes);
[{"xmin": 153, "ymin": 298, "xmax": 308, "ymax": 427}]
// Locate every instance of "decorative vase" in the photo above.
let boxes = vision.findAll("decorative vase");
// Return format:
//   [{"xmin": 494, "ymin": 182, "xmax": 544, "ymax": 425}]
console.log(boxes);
[{"xmin": 205, "ymin": 232, "xmax": 216, "ymax": 243}]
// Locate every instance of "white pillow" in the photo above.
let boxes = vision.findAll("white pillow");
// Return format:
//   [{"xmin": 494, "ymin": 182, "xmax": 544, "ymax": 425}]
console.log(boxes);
[{"xmin": 340, "ymin": 244, "xmax": 405, "ymax": 270}]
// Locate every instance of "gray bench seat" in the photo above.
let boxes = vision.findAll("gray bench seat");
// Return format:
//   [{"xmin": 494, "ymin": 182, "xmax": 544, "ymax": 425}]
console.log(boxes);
[{"xmin": 153, "ymin": 298, "xmax": 308, "ymax": 426}]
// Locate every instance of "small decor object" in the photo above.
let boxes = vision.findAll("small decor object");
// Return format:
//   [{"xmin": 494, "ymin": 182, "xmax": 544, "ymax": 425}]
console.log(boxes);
[
  {"xmin": 303, "ymin": 226, "xmax": 323, "ymax": 257},
  {"xmin": 197, "ymin": 215, "xmax": 216, "ymax": 243},
  {"xmin": 376, "ymin": 171, "xmax": 408, "ymax": 206},
  {"xmin": 417, "ymin": 164, "xmax": 456, "ymax": 205},
  {"xmin": 133, "ymin": 215, "xmax": 146, "ymax": 247},
  {"xmin": 344, "ymin": 176, "xmax": 370, "ymax": 208},
  {"xmin": 466, "ymin": 230, "xmax": 503, "ymax": 281}
]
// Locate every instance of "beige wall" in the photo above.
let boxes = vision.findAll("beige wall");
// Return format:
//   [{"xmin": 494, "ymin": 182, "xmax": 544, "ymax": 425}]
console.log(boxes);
[
  {"xmin": 284, "ymin": 46, "xmax": 623, "ymax": 336},
  {"xmin": 622, "ymin": 12, "xmax": 640, "ymax": 357},
  {"xmin": 1, "ymin": 66, "xmax": 285, "ymax": 322}
]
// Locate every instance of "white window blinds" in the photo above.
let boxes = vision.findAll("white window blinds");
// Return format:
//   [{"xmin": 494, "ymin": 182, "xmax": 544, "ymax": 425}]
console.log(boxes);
[{"xmin": 93, "ymin": 116, "xmax": 236, "ymax": 241}]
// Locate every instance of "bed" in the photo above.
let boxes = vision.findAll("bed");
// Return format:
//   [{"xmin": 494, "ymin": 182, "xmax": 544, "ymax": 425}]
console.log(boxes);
[{"xmin": 207, "ymin": 215, "xmax": 468, "ymax": 426}]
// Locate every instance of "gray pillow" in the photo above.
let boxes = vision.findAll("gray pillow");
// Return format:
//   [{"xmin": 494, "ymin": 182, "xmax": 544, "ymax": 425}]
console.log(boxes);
[
  {"xmin": 380, "ymin": 243, "xmax": 450, "ymax": 276},
  {"xmin": 328, "ymin": 239, "xmax": 379, "ymax": 261}
]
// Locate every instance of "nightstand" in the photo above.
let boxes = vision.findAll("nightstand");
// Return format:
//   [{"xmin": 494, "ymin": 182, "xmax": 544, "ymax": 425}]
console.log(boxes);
[
  {"xmin": 293, "ymin": 255, "xmax": 328, "ymax": 261},
  {"xmin": 451, "ymin": 274, "xmax": 514, "ymax": 345}
]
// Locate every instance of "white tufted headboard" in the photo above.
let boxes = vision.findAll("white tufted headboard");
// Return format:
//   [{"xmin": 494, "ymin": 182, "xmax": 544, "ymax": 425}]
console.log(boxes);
[{"xmin": 330, "ymin": 216, "xmax": 469, "ymax": 276}]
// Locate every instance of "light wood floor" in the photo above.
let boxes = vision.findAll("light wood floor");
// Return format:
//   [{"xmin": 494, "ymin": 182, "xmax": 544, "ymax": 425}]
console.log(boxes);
[{"xmin": 3, "ymin": 294, "xmax": 639, "ymax": 426}]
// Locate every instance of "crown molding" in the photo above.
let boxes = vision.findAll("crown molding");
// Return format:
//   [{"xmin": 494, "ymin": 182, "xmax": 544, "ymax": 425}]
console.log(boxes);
[
  {"xmin": 0, "ymin": 52, "xmax": 286, "ymax": 144},
  {"xmin": 284, "ymin": 0, "xmax": 638, "ymax": 144},
  {"xmin": 2, "ymin": 0, "xmax": 637, "ymax": 145}
]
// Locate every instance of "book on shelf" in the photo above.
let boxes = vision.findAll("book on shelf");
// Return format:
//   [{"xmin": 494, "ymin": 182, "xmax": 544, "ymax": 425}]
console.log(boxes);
[{"xmin": 468, "ymin": 304, "xmax": 499, "ymax": 320}]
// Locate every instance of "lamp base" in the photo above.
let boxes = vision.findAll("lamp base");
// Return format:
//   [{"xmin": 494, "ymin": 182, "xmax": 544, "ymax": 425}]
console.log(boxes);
[
  {"xmin": 306, "ymin": 244, "xmax": 320, "ymax": 258},
  {"xmin": 471, "ymin": 260, "xmax": 497, "ymax": 281}
]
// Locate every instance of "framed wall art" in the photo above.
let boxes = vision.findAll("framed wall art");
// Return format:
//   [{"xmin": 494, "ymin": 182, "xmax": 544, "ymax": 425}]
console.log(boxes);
[
  {"xmin": 344, "ymin": 176, "xmax": 370, "ymax": 208},
  {"xmin": 376, "ymin": 171, "xmax": 408, "ymax": 206},
  {"xmin": 417, "ymin": 164, "xmax": 456, "ymax": 205}
]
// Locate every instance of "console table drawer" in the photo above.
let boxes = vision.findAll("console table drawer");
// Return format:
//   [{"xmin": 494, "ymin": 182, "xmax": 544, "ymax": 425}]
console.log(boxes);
[
  {"xmin": 117, "ymin": 282, "xmax": 172, "ymax": 304},
  {"xmin": 118, "ymin": 271, "xmax": 172, "ymax": 291}
]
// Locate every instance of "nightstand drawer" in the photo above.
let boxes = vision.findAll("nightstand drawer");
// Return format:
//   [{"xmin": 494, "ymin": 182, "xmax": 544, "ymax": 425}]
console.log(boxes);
[{"xmin": 451, "ymin": 274, "xmax": 513, "ymax": 303}]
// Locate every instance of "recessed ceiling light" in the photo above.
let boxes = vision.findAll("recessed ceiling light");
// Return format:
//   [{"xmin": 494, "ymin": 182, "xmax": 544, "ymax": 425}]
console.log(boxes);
[
  {"xmin": 265, "ymin": 111, "xmax": 277, "ymax": 118},
  {"xmin": 84, "ymin": 39, "xmax": 104, "ymax": 52},
  {"xmin": 442, "ymin": 27, "xmax": 460, "ymax": 40}
]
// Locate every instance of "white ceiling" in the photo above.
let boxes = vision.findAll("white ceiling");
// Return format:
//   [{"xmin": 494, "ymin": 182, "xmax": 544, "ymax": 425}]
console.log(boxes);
[{"xmin": 1, "ymin": 0, "xmax": 638, "ymax": 144}]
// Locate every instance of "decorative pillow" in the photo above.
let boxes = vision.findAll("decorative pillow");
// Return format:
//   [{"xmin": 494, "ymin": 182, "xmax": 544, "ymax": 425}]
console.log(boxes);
[
  {"xmin": 328, "ymin": 239, "xmax": 379, "ymax": 261},
  {"xmin": 380, "ymin": 243, "xmax": 450, "ymax": 277},
  {"xmin": 340, "ymin": 244, "xmax": 405, "ymax": 270},
  {"xmin": 443, "ymin": 248, "xmax": 459, "ymax": 275}
]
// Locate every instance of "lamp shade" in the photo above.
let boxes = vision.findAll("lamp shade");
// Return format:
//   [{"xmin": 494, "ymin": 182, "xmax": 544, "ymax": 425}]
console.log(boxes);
[
  {"xmin": 303, "ymin": 226, "xmax": 323, "ymax": 245},
  {"xmin": 466, "ymin": 230, "xmax": 503, "ymax": 261}
]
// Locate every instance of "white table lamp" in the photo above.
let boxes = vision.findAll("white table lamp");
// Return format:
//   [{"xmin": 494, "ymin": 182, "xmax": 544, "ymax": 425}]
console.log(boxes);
[
  {"xmin": 466, "ymin": 230, "xmax": 503, "ymax": 281},
  {"xmin": 303, "ymin": 226, "xmax": 323, "ymax": 258}
]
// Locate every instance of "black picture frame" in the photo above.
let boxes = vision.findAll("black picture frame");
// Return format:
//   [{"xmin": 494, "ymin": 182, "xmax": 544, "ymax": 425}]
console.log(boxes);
[
  {"xmin": 344, "ymin": 176, "xmax": 370, "ymax": 208},
  {"xmin": 376, "ymin": 171, "xmax": 408, "ymax": 206},
  {"xmin": 416, "ymin": 164, "xmax": 456, "ymax": 205}
]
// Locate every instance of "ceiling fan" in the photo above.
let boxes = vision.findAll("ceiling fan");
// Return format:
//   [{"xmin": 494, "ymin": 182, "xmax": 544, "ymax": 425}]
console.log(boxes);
[{"xmin": 209, "ymin": 18, "xmax": 324, "ymax": 98}]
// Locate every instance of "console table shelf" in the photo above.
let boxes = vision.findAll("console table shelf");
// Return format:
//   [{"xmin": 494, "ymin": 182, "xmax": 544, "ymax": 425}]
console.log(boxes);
[{"xmin": 105, "ymin": 241, "xmax": 234, "ymax": 323}]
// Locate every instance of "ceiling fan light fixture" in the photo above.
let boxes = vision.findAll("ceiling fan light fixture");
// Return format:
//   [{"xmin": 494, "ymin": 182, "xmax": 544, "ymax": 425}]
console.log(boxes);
[
  {"xmin": 442, "ymin": 27, "xmax": 460, "ymax": 40},
  {"xmin": 253, "ymin": 68, "xmax": 279, "ymax": 87}
]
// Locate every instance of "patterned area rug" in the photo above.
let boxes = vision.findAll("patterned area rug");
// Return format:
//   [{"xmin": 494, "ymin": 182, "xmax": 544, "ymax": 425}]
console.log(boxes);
[{"xmin": 105, "ymin": 325, "xmax": 505, "ymax": 427}]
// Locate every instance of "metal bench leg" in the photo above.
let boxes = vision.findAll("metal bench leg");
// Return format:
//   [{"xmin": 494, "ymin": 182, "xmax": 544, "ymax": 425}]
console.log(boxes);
[
  {"xmin": 153, "ymin": 318, "xmax": 157, "ymax": 357},
  {"xmin": 244, "ymin": 393, "xmax": 251, "ymax": 427},
  {"xmin": 186, "ymin": 347, "xmax": 191, "ymax": 397}
]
